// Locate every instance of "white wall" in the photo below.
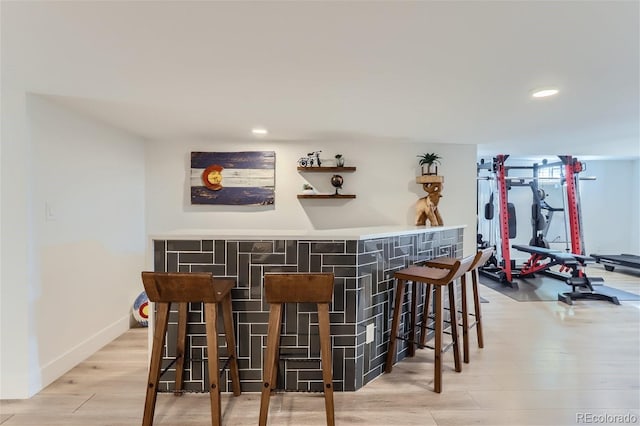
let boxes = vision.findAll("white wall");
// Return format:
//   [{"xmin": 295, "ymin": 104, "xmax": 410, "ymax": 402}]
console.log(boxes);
[
  {"xmin": 581, "ymin": 159, "xmax": 640, "ymax": 255},
  {"xmin": 0, "ymin": 95, "xmax": 146, "ymax": 399},
  {"xmin": 1, "ymin": 70, "xmax": 32, "ymax": 400},
  {"xmin": 146, "ymin": 140, "xmax": 478, "ymax": 255}
]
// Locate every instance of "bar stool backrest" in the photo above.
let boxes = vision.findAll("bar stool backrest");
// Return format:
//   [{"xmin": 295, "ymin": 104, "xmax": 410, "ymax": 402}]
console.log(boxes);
[
  {"xmin": 141, "ymin": 272, "xmax": 233, "ymax": 303},
  {"xmin": 264, "ymin": 273, "xmax": 334, "ymax": 303},
  {"xmin": 469, "ymin": 247, "xmax": 494, "ymax": 271}
]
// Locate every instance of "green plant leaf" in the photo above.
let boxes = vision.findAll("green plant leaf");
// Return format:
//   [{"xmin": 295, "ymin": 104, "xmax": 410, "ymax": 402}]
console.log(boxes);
[{"xmin": 417, "ymin": 153, "xmax": 442, "ymax": 165}]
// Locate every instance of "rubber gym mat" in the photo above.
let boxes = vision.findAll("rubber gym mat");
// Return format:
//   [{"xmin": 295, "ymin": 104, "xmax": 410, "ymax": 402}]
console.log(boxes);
[{"xmin": 478, "ymin": 275, "xmax": 640, "ymax": 303}]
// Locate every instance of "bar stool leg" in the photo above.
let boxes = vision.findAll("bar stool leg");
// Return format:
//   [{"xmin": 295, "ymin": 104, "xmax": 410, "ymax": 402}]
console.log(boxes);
[
  {"xmin": 460, "ymin": 274, "xmax": 470, "ymax": 363},
  {"xmin": 433, "ymin": 286, "xmax": 443, "ymax": 393},
  {"xmin": 259, "ymin": 303, "xmax": 283, "ymax": 426},
  {"xmin": 267, "ymin": 309, "xmax": 281, "ymax": 393},
  {"xmin": 419, "ymin": 284, "xmax": 432, "ymax": 347},
  {"xmin": 204, "ymin": 303, "xmax": 221, "ymax": 426},
  {"xmin": 174, "ymin": 302, "xmax": 188, "ymax": 395},
  {"xmin": 317, "ymin": 303, "xmax": 335, "ymax": 426},
  {"xmin": 269, "ymin": 347, "xmax": 279, "ymax": 393},
  {"xmin": 472, "ymin": 268, "xmax": 484, "ymax": 348},
  {"xmin": 408, "ymin": 281, "xmax": 418, "ymax": 357},
  {"xmin": 447, "ymin": 282, "xmax": 462, "ymax": 373},
  {"xmin": 221, "ymin": 294, "xmax": 241, "ymax": 396},
  {"xmin": 143, "ymin": 302, "xmax": 171, "ymax": 426},
  {"xmin": 385, "ymin": 279, "xmax": 406, "ymax": 373}
]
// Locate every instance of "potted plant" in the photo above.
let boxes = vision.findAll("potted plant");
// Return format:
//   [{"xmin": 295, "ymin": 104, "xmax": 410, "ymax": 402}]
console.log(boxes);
[
  {"xmin": 417, "ymin": 153, "xmax": 442, "ymax": 175},
  {"xmin": 334, "ymin": 154, "xmax": 344, "ymax": 167}
]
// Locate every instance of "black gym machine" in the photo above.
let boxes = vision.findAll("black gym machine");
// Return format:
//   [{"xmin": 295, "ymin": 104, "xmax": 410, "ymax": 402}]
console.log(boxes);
[{"xmin": 476, "ymin": 155, "xmax": 619, "ymax": 305}]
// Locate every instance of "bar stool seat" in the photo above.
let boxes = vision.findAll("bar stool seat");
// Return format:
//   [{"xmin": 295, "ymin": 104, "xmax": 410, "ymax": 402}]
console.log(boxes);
[
  {"xmin": 141, "ymin": 272, "xmax": 241, "ymax": 426},
  {"xmin": 385, "ymin": 256, "xmax": 474, "ymax": 393},
  {"xmin": 259, "ymin": 273, "xmax": 335, "ymax": 426}
]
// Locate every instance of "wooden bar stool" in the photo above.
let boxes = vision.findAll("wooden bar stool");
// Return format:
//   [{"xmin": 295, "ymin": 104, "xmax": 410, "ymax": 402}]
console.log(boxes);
[
  {"xmin": 461, "ymin": 247, "xmax": 493, "ymax": 361},
  {"xmin": 421, "ymin": 248, "xmax": 492, "ymax": 363},
  {"xmin": 385, "ymin": 256, "xmax": 474, "ymax": 393},
  {"xmin": 141, "ymin": 272, "xmax": 241, "ymax": 426},
  {"xmin": 259, "ymin": 273, "xmax": 335, "ymax": 426}
]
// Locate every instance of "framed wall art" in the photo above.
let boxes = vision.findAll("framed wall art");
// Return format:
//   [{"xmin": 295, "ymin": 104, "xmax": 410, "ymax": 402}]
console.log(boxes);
[{"xmin": 190, "ymin": 151, "xmax": 275, "ymax": 205}]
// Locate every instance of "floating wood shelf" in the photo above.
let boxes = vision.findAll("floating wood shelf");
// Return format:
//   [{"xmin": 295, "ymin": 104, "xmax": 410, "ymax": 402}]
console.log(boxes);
[
  {"xmin": 415, "ymin": 175, "xmax": 444, "ymax": 184},
  {"xmin": 297, "ymin": 194, "xmax": 356, "ymax": 199},
  {"xmin": 297, "ymin": 166, "xmax": 356, "ymax": 172}
]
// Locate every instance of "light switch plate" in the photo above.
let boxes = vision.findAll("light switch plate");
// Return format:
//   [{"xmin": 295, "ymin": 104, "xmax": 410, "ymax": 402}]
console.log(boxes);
[{"xmin": 366, "ymin": 323, "xmax": 375, "ymax": 344}]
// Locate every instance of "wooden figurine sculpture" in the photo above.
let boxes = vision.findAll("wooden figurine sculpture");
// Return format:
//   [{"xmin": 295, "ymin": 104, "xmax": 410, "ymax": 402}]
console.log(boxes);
[{"xmin": 415, "ymin": 181, "xmax": 444, "ymax": 226}]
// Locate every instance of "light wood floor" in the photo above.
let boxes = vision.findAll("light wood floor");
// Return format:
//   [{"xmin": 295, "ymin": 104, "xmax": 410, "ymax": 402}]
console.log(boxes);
[{"xmin": 2, "ymin": 264, "xmax": 639, "ymax": 425}]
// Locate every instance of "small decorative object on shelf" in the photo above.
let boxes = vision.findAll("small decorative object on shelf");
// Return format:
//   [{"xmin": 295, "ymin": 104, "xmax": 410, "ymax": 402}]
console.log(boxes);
[
  {"xmin": 297, "ymin": 150, "xmax": 322, "ymax": 167},
  {"xmin": 417, "ymin": 152, "xmax": 442, "ymax": 176},
  {"xmin": 330, "ymin": 174, "xmax": 344, "ymax": 195},
  {"xmin": 335, "ymin": 154, "xmax": 344, "ymax": 167},
  {"xmin": 301, "ymin": 183, "xmax": 316, "ymax": 195},
  {"xmin": 297, "ymin": 166, "xmax": 356, "ymax": 172}
]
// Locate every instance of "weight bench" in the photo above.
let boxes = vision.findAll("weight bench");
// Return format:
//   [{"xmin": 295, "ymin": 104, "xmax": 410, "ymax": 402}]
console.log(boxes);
[{"xmin": 512, "ymin": 245, "xmax": 620, "ymax": 305}]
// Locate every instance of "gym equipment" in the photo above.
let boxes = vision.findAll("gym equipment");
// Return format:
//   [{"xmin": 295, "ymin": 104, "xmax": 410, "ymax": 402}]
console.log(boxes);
[
  {"xmin": 500, "ymin": 162, "xmax": 565, "ymax": 249},
  {"xmin": 529, "ymin": 179, "xmax": 564, "ymax": 248},
  {"xmin": 512, "ymin": 245, "xmax": 620, "ymax": 305},
  {"xmin": 476, "ymin": 154, "xmax": 519, "ymax": 286},
  {"xmin": 484, "ymin": 192, "xmax": 495, "ymax": 220},
  {"xmin": 513, "ymin": 244, "xmax": 592, "ymax": 278},
  {"xmin": 590, "ymin": 253, "xmax": 640, "ymax": 272},
  {"xmin": 477, "ymin": 155, "xmax": 594, "ymax": 288}
]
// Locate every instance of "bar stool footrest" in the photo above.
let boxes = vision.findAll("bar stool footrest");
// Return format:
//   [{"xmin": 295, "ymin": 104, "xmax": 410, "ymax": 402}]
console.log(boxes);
[{"xmin": 396, "ymin": 335, "xmax": 456, "ymax": 353}]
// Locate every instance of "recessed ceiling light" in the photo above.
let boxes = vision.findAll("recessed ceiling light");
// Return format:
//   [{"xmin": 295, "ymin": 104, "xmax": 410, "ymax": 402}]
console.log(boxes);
[
  {"xmin": 531, "ymin": 88, "xmax": 559, "ymax": 98},
  {"xmin": 252, "ymin": 127, "xmax": 268, "ymax": 135}
]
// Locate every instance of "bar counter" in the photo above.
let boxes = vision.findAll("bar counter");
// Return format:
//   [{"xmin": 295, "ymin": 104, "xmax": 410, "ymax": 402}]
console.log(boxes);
[{"xmin": 150, "ymin": 225, "xmax": 464, "ymax": 392}]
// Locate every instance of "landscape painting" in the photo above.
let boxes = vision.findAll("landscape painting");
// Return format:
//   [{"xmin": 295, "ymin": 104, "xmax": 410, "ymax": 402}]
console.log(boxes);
[{"xmin": 190, "ymin": 151, "xmax": 275, "ymax": 205}]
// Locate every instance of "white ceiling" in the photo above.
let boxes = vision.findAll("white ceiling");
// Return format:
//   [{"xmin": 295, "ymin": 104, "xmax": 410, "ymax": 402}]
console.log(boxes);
[{"xmin": 3, "ymin": 1, "xmax": 639, "ymax": 159}]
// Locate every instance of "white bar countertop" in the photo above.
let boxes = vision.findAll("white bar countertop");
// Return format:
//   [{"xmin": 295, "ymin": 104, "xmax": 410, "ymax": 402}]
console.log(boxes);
[{"xmin": 151, "ymin": 225, "xmax": 465, "ymax": 241}]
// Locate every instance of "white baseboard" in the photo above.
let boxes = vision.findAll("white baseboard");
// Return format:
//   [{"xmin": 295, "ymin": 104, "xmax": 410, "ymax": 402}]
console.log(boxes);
[{"xmin": 38, "ymin": 315, "xmax": 131, "ymax": 392}]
